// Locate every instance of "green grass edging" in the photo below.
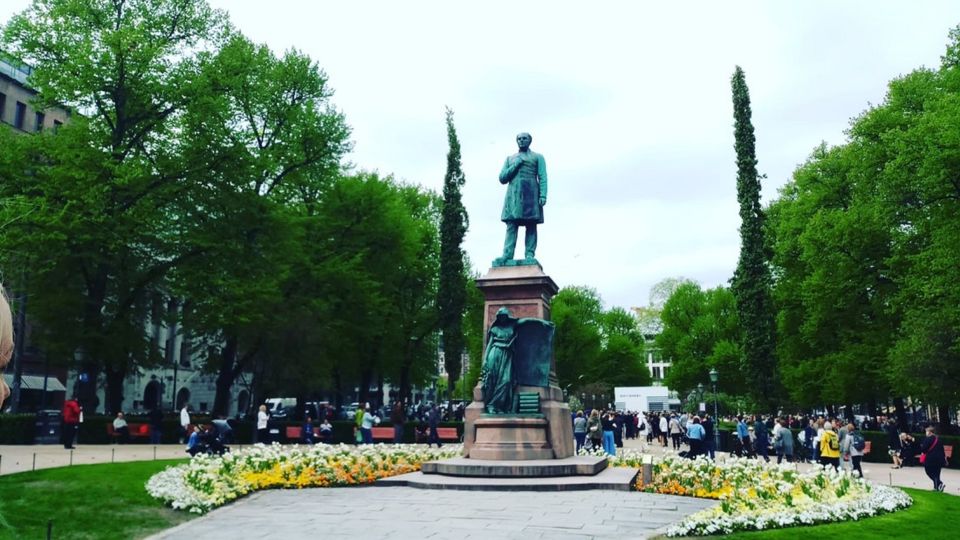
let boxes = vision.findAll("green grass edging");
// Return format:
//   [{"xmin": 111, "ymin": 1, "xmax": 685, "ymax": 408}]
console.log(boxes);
[
  {"xmin": 711, "ymin": 488, "xmax": 959, "ymax": 539},
  {"xmin": 0, "ymin": 460, "xmax": 192, "ymax": 540}
]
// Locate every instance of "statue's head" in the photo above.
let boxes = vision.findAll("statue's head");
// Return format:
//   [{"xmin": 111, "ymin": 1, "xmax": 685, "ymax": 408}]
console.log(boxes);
[
  {"xmin": 495, "ymin": 307, "xmax": 511, "ymax": 320},
  {"xmin": 516, "ymin": 132, "xmax": 532, "ymax": 150}
]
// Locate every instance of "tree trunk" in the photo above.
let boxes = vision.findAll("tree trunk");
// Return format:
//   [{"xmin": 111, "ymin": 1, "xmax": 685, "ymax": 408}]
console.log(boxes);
[
  {"xmin": 376, "ymin": 373, "xmax": 384, "ymax": 408},
  {"xmin": 213, "ymin": 335, "xmax": 238, "ymax": 417},
  {"xmin": 938, "ymin": 404, "xmax": 952, "ymax": 434},
  {"xmin": 104, "ymin": 364, "xmax": 126, "ymax": 415},
  {"xmin": 332, "ymin": 367, "xmax": 343, "ymax": 411},
  {"xmin": 359, "ymin": 368, "xmax": 372, "ymax": 407},
  {"xmin": 893, "ymin": 396, "xmax": 908, "ymax": 433},
  {"xmin": 399, "ymin": 362, "xmax": 411, "ymax": 405}
]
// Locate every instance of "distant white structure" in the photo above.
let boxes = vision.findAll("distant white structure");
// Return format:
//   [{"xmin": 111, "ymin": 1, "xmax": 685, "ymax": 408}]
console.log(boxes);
[{"xmin": 614, "ymin": 386, "xmax": 681, "ymax": 413}]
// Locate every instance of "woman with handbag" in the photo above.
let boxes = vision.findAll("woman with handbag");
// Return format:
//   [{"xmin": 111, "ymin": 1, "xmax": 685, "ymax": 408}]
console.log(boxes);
[{"xmin": 919, "ymin": 425, "xmax": 947, "ymax": 492}]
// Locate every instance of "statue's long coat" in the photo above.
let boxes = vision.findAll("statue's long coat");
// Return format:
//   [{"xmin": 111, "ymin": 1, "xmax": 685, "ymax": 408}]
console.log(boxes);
[{"xmin": 499, "ymin": 151, "xmax": 547, "ymax": 225}]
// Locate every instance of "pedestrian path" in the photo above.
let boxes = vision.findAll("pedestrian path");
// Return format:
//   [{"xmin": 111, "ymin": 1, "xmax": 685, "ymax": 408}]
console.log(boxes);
[
  {"xmin": 148, "ymin": 486, "xmax": 717, "ymax": 540},
  {"xmin": 0, "ymin": 444, "xmax": 193, "ymax": 475},
  {"xmin": 622, "ymin": 436, "xmax": 960, "ymax": 496}
]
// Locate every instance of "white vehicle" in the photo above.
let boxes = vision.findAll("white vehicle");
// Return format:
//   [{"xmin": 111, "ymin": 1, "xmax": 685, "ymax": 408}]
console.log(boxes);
[{"xmin": 265, "ymin": 397, "xmax": 296, "ymax": 417}]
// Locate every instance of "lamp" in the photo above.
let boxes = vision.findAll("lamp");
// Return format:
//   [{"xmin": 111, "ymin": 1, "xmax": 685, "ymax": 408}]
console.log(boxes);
[{"xmin": 708, "ymin": 368, "xmax": 720, "ymax": 455}]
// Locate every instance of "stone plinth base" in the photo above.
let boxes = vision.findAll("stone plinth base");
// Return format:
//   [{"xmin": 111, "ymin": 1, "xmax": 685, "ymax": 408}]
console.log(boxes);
[
  {"xmin": 467, "ymin": 416, "xmax": 553, "ymax": 460},
  {"xmin": 421, "ymin": 456, "xmax": 608, "ymax": 477},
  {"xmin": 378, "ymin": 466, "xmax": 638, "ymax": 492}
]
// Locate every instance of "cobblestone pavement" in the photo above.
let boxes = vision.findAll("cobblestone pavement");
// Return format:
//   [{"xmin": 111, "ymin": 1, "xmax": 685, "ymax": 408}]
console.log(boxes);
[{"xmin": 148, "ymin": 486, "xmax": 717, "ymax": 540}]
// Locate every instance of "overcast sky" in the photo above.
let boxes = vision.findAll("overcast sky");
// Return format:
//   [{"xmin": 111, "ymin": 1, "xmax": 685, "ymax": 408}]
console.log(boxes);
[{"xmin": 4, "ymin": 1, "xmax": 959, "ymax": 310}]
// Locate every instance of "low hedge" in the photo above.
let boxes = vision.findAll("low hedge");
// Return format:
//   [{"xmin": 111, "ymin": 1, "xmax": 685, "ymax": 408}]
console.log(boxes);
[
  {"xmin": 0, "ymin": 414, "xmax": 35, "ymax": 444},
  {"xmin": 259, "ymin": 420, "xmax": 465, "ymax": 445}
]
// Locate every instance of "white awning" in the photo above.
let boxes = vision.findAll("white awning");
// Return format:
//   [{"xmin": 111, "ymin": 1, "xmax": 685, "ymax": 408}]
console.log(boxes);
[{"xmin": 2, "ymin": 374, "xmax": 67, "ymax": 392}]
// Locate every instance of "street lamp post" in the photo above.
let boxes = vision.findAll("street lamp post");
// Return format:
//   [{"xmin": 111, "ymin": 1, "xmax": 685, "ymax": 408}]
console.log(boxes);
[{"xmin": 709, "ymin": 368, "xmax": 720, "ymax": 452}]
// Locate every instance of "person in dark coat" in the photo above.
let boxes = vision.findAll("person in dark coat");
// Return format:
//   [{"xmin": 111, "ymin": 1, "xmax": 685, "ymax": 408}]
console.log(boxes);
[
  {"xmin": 149, "ymin": 406, "xmax": 164, "ymax": 444},
  {"xmin": 427, "ymin": 404, "xmax": 442, "ymax": 448},
  {"xmin": 919, "ymin": 425, "xmax": 947, "ymax": 492},
  {"xmin": 753, "ymin": 416, "xmax": 770, "ymax": 462}
]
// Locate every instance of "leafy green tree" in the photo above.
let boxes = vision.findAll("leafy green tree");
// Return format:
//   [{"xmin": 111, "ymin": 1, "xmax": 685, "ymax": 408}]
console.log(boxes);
[
  {"xmin": 460, "ymin": 269, "xmax": 485, "ymax": 400},
  {"xmin": 730, "ymin": 66, "xmax": 778, "ymax": 408},
  {"xmin": 437, "ymin": 108, "xmax": 468, "ymax": 397},
  {"xmin": 552, "ymin": 286, "xmax": 602, "ymax": 391},
  {"xmin": 658, "ymin": 282, "xmax": 743, "ymax": 396},
  {"xmin": 1, "ymin": 0, "xmax": 229, "ymax": 412},
  {"xmin": 172, "ymin": 33, "xmax": 351, "ymax": 415}
]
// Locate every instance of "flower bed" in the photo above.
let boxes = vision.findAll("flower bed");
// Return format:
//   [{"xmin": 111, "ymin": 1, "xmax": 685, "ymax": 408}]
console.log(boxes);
[
  {"xmin": 146, "ymin": 443, "xmax": 461, "ymax": 513},
  {"xmin": 629, "ymin": 454, "xmax": 911, "ymax": 536}
]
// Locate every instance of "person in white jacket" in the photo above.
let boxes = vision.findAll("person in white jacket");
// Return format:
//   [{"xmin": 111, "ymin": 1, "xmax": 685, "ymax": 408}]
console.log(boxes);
[{"xmin": 180, "ymin": 404, "xmax": 191, "ymax": 443}]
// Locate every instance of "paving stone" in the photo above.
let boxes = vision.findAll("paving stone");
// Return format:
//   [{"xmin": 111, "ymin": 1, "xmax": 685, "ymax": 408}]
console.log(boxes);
[{"xmin": 147, "ymin": 486, "xmax": 716, "ymax": 540}]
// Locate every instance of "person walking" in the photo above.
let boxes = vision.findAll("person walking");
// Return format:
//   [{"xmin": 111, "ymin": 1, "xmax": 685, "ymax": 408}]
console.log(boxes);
[
  {"xmin": 669, "ymin": 414, "xmax": 683, "ymax": 451},
  {"xmin": 360, "ymin": 404, "xmax": 376, "ymax": 444},
  {"xmin": 573, "ymin": 411, "xmax": 588, "ymax": 453},
  {"xmin": 754, "ymin": 416, "xmax": 771, "ymax": 462},
  {"xmin": 61, "ymin": 397, "xmax": 82, "ymax": 449},
  {"xmin": 148, "ymin": 406, "xmax": 164, "ymax": 444},
  {"xmin": 390, "ymin": 401, "xmax": 406, "ymax": 444},
  {"xmin": 819, "ymin": 421, "xmax": 841, "ymax": 470},
  {"xmin": 601, "ymin": 410, "xmax": 617, "ymax": 456},
  {"xmin": 586, "ymin": 410, "xmax": 602, "ymax": 451},
  {"xmin": 686, "ymin": 416, "xmax": 706, "ymax": 458},
  {"xmin": 702, "ymin": 414, "xmax": 716, "ymax": 459},
  {"xmin": 256, "ymin": 404, "xmax": 270, "ymax": 444},
  {"xmin": 919, "ymin": 425, "xmax": 947, "ymax": 492},
  {"xmin": 427, "ymin": 404, "xmax": 442, "ymax": 448},
  {"xmin": 659, "ymin": 413, "xmax": 669, "ymax": 447},
  {"xmin": 773, "ymin": 418, "xmax": 794, "ymax": 464},
  {"xmin": 845, "ymin": 422, "xmax": 865, "ymax": 478},
  {"xmin": 885, "ymin": 419, "xmax": 902, "ymax": 468},
  {"xmin": 736, "ymin": 416, "xmax": 752, "ymax": 458}
]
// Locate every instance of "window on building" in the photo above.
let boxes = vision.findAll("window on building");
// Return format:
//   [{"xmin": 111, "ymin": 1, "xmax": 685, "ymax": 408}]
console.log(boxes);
[
  {"xmin": 662, "ymin": 366, "xmax": 669, "ymax": 379},
  {"xmin": 14, "ymin": 101, "xmax": 26, "ymax": 129},
  {"xmin": 651, "ymin": 366, "xmax": 661, "ymax": 379},
  {"xmin": 0, "ymin": 92, "xmax": 6, "ymax": 122},
  {"xmin": 35, "ymin": 111, "xmax": 45, "ymax": 131}
]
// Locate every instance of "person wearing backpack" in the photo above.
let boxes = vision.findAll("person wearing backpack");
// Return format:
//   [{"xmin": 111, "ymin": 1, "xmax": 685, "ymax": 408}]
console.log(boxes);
[
  {"xmin": 845, "ymin": 422, "xmax": 865, "ymax": 478},
  {"xmin": 819, "ymin": 421, "xmax": 841, "ymax": 470}
]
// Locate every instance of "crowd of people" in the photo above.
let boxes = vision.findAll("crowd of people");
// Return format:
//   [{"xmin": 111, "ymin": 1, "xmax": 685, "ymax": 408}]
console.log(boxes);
[{"xmin": 578, "ymin": 409, "xmax": 950, "ymax": 493}]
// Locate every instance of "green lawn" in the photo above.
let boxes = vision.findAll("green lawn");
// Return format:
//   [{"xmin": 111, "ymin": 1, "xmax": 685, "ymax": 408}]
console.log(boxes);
[
  {"xmin": 721, "ymin": 488, "xmax": 960, "ymax": 539},
  {"xmin": 0, "ymin": 460, "xmax": 193, "ymax": 540}
]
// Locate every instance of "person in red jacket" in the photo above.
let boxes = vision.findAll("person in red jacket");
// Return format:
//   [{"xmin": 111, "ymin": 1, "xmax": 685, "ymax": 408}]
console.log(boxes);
[{"xmin": 61, "ymin": 397, "xmax": 82, "ymax": 449}]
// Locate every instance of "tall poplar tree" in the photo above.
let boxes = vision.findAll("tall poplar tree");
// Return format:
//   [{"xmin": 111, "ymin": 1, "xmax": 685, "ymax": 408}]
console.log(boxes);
[
  {"xmin": 437, "ymin": 108, "xmax": 468, "ymax": 398},
  {"xmin": 730, "ymin": 66, "xmax": 777, "ymax": 407}
]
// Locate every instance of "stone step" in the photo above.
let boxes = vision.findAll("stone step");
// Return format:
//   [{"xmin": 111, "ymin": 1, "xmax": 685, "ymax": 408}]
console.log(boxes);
[{"xmin": 379, "ymin": 466, "xmax": 639, "ymax": 492}]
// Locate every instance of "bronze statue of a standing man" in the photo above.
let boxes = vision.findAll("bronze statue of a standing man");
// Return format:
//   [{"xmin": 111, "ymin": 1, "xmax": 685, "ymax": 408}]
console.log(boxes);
[{"xmin": 493, "ymin": 132, "xmax": 548, "ymax": 266}]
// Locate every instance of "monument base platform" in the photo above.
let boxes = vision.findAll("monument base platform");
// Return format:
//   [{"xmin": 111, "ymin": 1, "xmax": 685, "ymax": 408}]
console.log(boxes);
[
  {"xmin": 378, "ymin": 466, "xmax": 638, "ymax": 492},
  {"xmin": 421, "ymin": 455, "xmax": 608, "ymax": 477},
  {"xmin": 468, "ymin": 416, "xmax": 553, "ymax": 460}
]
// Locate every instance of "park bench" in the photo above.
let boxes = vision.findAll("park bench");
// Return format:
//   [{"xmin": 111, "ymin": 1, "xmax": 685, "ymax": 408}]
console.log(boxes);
[
  {"xmin": 284, "ymin": 426, "xmax": 332, "ymax": 443},
  {"xmin": 415, "ymin": 426, "xmax": 460, "ymax": 444},
  {"xmin": 371, "ymin": 427, "xmax": 395, "ymax": 441},
  {"xmin": 107, "ymin": 422, "xmax": 151, "ymax": 442}
]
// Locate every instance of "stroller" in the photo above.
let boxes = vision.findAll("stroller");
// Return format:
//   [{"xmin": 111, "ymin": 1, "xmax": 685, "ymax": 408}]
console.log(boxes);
[{"xmin": 188, "ymin": 424, "xmax": 231, "ymax": 456}]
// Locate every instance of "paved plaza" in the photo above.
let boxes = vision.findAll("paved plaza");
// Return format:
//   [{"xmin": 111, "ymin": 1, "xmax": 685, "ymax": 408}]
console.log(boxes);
[{"xmin": 148, "ymin": 486, "xmax": 717, "ymax": 540}]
